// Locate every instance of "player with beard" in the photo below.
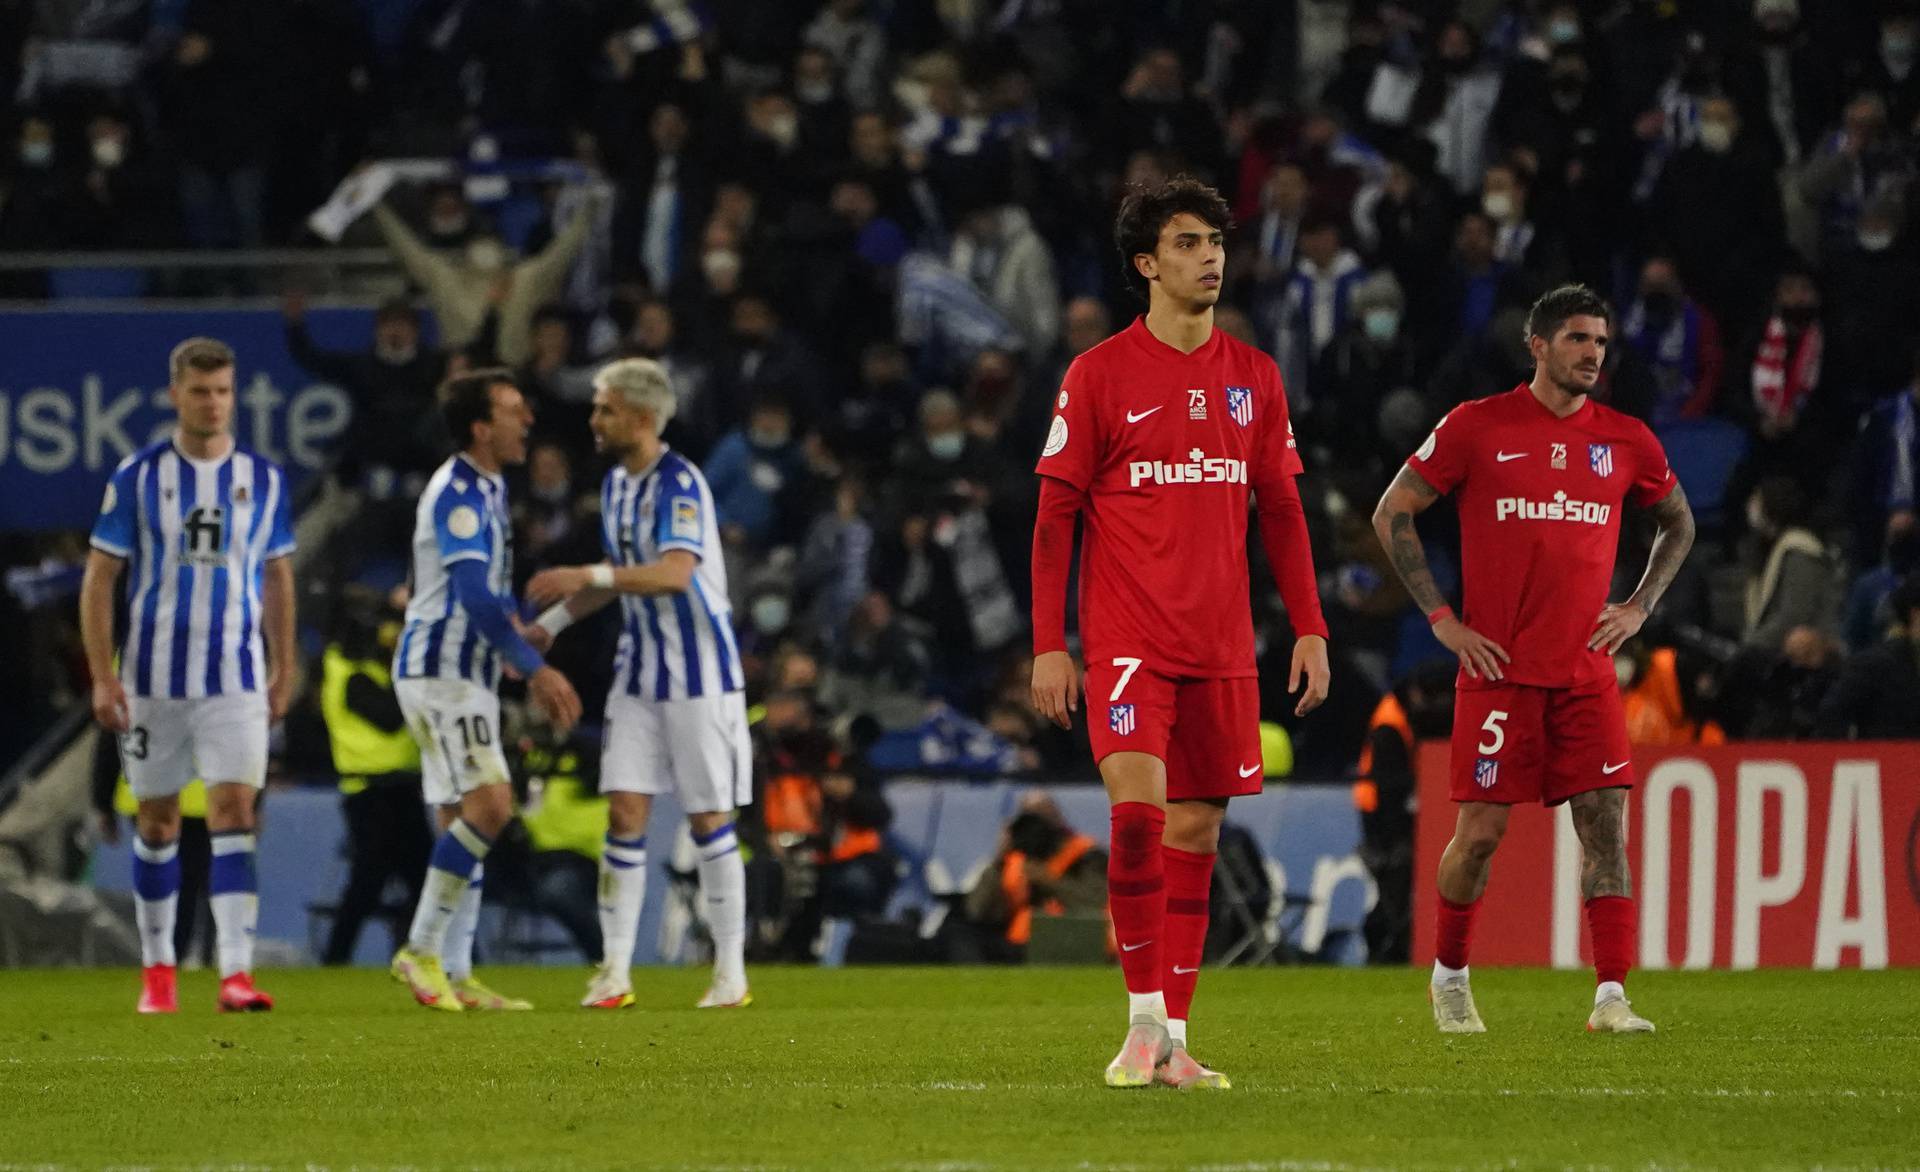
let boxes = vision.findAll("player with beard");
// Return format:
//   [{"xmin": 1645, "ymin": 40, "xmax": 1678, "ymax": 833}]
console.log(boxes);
[{"xmin": 1371, "ymin": 285, "xmax": 1696, "ymax": 1034}]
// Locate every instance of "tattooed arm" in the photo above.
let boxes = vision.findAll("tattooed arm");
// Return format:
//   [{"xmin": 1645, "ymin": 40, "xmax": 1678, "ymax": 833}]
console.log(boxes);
[
  {"xmin": 1372, "ymin": 465, "xmax": 1512, "ymax": 680},
  {"xmin": 1590, "ymin": 483, "xmax": 1696, "ymax": 653}
]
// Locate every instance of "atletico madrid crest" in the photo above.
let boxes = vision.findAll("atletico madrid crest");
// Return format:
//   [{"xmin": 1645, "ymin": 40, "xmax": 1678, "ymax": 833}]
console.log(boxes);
[
  {"xmin": 1109, "ymin": 704, "xmax": 1136, "ymax": 735},
  {"xmin": 1589, "ymin": 443, "xmax": 1614, "ymax": 478},
  {"xmin": 1474, "ymin": 757, "xmax": 1499, "ymax": 788},
  {"xmin": 1225, "ymin": 385, "xmax": 1253, "ymax": 428}
]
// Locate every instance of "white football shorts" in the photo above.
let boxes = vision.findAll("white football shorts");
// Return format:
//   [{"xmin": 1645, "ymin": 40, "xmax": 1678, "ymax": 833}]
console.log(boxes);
[
  {"xmin": 122, "ymin": 692, "xmax": 269, "ymax": 799},
  {"xmin": 395, "ymin": 677, "xmax": 512, "ymax": 807},
  {"xmin": 602, "ymin": 690, "xmax": 752, "ymax": 814}
]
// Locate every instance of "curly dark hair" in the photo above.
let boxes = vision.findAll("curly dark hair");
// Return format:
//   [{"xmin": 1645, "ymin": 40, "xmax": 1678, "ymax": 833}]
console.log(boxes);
[
  {"xmin": 1524, "ymin": 283, "xmax": 1612, "ymax": 343},
  {"xmin": 440, "ymin": 367, "xmax": 518, "ymax": 451},
  {"xmin": 1113, "ymin": 175, "xmax": 1234, "ymax": 301}
]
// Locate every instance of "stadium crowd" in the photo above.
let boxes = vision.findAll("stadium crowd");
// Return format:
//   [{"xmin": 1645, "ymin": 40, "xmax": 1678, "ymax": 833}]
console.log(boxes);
[{"xmin": 8, "ymin": 0, "xmax": 1920, "ymax": 962}]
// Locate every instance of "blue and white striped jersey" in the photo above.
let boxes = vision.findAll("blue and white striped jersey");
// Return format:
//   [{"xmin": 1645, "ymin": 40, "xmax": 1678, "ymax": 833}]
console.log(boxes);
[
  {"xmin": 396, "ymin": 454, "xmax": 515, "ymax": 688},
  {"xmin": 89, "ymin": 439, "xmax": 296, "ymax": 698},
  {"xmin": 602, "ymin": 448, "xmax": 744, "ymax": 700}
]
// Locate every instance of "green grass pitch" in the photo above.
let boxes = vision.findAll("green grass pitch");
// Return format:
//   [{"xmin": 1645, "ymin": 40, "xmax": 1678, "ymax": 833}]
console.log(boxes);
[{"xmin": 1, "ymin": 966, "xmax": 1915, "ymax": 1170}]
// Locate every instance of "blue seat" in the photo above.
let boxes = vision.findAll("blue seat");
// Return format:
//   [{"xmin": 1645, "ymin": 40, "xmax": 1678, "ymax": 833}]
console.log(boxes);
[
  {"xmin": 49, "ymin": 267, "xmax": 149, "ymax": 299},
  {"xmin": 1656, "ymin": 418, "xmax": 1750, "ymax": 531}
]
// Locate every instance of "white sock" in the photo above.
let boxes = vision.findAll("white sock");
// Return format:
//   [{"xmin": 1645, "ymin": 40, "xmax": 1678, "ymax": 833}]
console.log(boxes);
[
  {"xmin": 599, "ymin": 834, "xmax": 648, "ymax": 974},
  {"xmin": 444, "ymin": 863, "xmax": 484, "ymax": 982},
  {"xmin": 1595, "ymin": 980, "xmax": 1625, "ymax": 1006},
  {"xmin": 209, "ymin": 831, "xmax": 259, "ymax": 978},
  {"xmin": 1432, "ymin": 961, "xmax": 1468, "ymax": 985},
  {"xmin": 406, "ymin": 820, "xmax": 490, "ymax": 956},
  {"xmin": 1168, "ymin": 1017, "xmax": 1188, "ymax": 1049},
  {"xmin": 695, "ymin": 823, "xmax": 746, "ymax": 989},
  {"xmin": 131, "ymin": 837, "xmax": 180, "ymax": 968},
  {"xmin": 1129, "ymin": 990, "xmax": 1168, "ymax": 1025}
]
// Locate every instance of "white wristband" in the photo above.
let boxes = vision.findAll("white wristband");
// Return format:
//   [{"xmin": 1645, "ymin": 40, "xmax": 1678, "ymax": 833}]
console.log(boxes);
[
  {"xmin": 535, "ymin": 605, "xmax": 574, "ymax": 638},
  {"xmin": 588, "ymin": 564, "xmax": 614, "ymax": 589}
]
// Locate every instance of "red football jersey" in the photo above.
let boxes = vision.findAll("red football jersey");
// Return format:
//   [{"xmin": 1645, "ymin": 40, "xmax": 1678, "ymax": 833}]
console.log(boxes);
[
  {"xmin": 1406, "ymin": 384, "xmax": 1677, "ymax": 688},
  {"xmin": 1035, "ymin": 317, "xmax": 1304, "ymax": 678}
]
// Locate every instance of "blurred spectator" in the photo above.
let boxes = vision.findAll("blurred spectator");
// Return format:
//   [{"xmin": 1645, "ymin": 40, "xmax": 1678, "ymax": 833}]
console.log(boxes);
[
  {"xmin": 896, "ymin": 251, "xmax": 1024, "ymax": 382},
  {"xmin": 1, "ymin": 115, "xmax": 62, "ymax": 261},
  {"xmin": 1797, "ymin": 92, "xmax": 1912, "ymax": 259},
  {"xmin": 372, "ymin": 190, "xmax": 600, "ymax": 366},
  {"xmin": 612, "ymin": 102, "xmax": 712, "ymax": 296},
  {"xmin": 1478, "ymin": 160, "xmax": 1559, "ymax": 280},
  {"xmin": 514, "ymin": 442, "xmax": 598, "ymax": 573},
  {"xmin": 1742, "ymin": 477, "xmax": 1839, "ymax": 650},
  {"xmin": 1622, "ymin": 255, "xmax": 1724, "ymax": 424},
  {"xmin": 1620, "ymin": 645, "xmax": 1726, "ymax": 747},
  {"xmin": 1272, "ymin": 218, "xmax": 1368, "ymax": 402},
  {"xmin": 1309, "ymin": 271, "xmax": 1419, "ymax": 471},
  {"xmin": 1111, "ymin": 47, "xmax": 1222, "ymax": 182},
  {"xmin": 803, "ymin": 0, "xmax": 887, "ymax": 110},
  {"xmin": 1726, "ymin": 0, "xmax": 1841, "ymax": 170},
  {"xmin": 1247, "ymin": 162, "xmax": 1308, "ymax": 288},
  {"xmin": 704, "ymin": 292, "xmax": 821, "ymax": 436},
  {"xmin": 54, "ymin": 111, "xmax": 171, "ymax": 250},
  {"xmin": 282, "ymin": 292, "xmax": 445, "ymax": 497},
  {"xmin": 1816, "ymin": 574, "xmax": 1920, "ymax": 738},
  {"xmin": 965, "ymin": 791, "xmax": 1105, "ymax": 962},
  {"xmin": 1746, "ymin": 268, "xmax": 1825, "ymax": 447},
  {"xmin": 819, "ymin": 591, "xmax": 932, "ymax": 729},
  {"xmin": 624, "ymin": 296, "xmax": 714, "ymax": 452},
  {"xmin": 949, "ymin": 198, "xmax": 1060, "ymax": 359},
  {"xmin": 1647, "ymin": 96, "xmax": 1786, "ymax": 335},
  {"xmin": 1844, "ymin": 512, "xmax": 1920, "ymax": 651},
  {"xmin": 1365, "ymin": 20, "xmax": 1504, "ymax": 196},
  {"xmin": 1435, "ymin": 211, "xmax": 1508, "ymax": 357},
  {"xmin": 518, "ymin": 306, "xmax": 597, "ymax": 451},
  {"xmin": 1850, "ymin": 351, "xmax": 1920, "ymax": 565},
  {"xmin": 1823, "ymin": 200, "xmax": 1920, "ymax": 402},
  {"xmin": 794, "ymin": 475, "xmax": 873, "ymax": 646},
  {"xmin": 1853, "ymin": 10, "xmax": 1920, "ymax": 134},
  {"xmin": 706, "ymin": 395, "xmax": 807, "ymax": 552}
]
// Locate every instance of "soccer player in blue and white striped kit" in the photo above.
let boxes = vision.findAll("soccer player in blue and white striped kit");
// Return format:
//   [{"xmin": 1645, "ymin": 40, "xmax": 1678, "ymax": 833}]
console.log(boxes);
[
  {"xmin": 526, "ymin": 357, "xmax": 754, "ymax": 1010},
  {"xmin": 79, "ymin": 338, "xmax": 295, "ymax": 1014},
  {"xmin": 388, "ymin": 369, "xmax": 583, "ymax": 1011}
]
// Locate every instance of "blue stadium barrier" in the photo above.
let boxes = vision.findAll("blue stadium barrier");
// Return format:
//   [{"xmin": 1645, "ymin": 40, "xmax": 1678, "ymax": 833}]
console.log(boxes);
[{"xmin": 87, "ymin": 779, "xmax": 1369, "ymax": 965}]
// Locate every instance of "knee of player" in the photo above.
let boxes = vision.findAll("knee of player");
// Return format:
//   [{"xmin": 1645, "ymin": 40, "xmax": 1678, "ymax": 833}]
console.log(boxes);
[
  {"xmin": 1455, "ymin": 821, "xmax": 1508, "ymax": 861},
  {"xmin": 606, "ymin": 792, "xmax": 651, "ymax": 839},
  {"xmin": 203, "ymin": 783, "xmax": 257, "ymax": 830}
]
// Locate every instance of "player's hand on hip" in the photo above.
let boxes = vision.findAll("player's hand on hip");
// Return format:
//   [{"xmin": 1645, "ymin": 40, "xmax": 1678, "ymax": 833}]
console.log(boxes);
[
  {"xmin": 526, "ymin": 566, "xmax": 587, "ymax": 607},
  {"xmin": 1434, "ymin": 616, "xmax": 1511, "ymax": 681},
  {"xmin": 92, "ymin": 677, "xmax": 130, "ymax": 733},
  {"xmin": 1290, "ymin": 634, "xmax": 1331, "ymax": 716},
  {"xmin": 1029, "ymin": 650, "xmax": 1079, "ymax": 729},
  {"xmin": 528, "ymin": 665, "xmax": 583, "ymax": 735},
  {"xmin": 1588, "ymin": 601, "xmax": 1649, "ymax": 654}
]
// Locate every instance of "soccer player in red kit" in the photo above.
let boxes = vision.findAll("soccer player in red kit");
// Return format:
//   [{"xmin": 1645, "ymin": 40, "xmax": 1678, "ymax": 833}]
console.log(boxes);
[
  {"xmin": 1029, "ymin": 177, "xmax": 1331, "ymax": 1088},
  {"xmin": 1371, "ymin": 284, "xmax": 1696, "ymax": 1034}
]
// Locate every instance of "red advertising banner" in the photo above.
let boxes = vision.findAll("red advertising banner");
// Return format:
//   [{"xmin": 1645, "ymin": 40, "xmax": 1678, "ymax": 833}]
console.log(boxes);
[{"xmin": 1413, "ymin": 742, "xmax": 1920, "ymax": 968}]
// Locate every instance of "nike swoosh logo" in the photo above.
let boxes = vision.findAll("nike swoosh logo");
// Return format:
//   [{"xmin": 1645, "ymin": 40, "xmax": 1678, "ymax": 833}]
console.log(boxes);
[
  {"xmin": 1496, "ymin": 451, "xmax": 1528, "ymax": 462},
  {"xmin": 1120, "ymin": 940, "xmax": 1153, "ymax": 952},
  {"xmin": 1125, "ymin": 406, "xmax": 1163, "ymax": 423},
  {"xmin": 1173, "ymin": 965, "xmax": 1199, "ymax": 975},
  {"xmin": 1238, "ymin": 763, "xmax": 1261, "ymax": 778},
  {"xmin": 1602, "ymin": 761, "xmax": 1629, "ymax": 775}
]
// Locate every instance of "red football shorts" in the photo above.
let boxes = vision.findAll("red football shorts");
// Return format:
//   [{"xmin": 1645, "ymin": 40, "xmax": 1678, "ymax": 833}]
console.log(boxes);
[
  {"xmin": 1084, "ymin": 656, "xmax": 1262, "ymax": 801},
  {"xmin": 1449, "ymin": 676, "xmax": 1634, "ymax": 805}
]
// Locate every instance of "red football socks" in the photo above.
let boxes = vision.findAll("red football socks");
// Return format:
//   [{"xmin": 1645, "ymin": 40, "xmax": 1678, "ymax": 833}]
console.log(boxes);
[
  {"xmin": 1108, "ymin": 802, "xmax": 1166, "ymax": 994},
  {"xmin": 1161, "ymin": 846, "xmax": 1215, "ymax": 1022},
  {"xmin": 1586, "ymin": 895, "xmax": 1636, "ymax": 986},
  {"xmin": 1435, "ymin": 895, "xmax": 1479, "ymax": 970}
]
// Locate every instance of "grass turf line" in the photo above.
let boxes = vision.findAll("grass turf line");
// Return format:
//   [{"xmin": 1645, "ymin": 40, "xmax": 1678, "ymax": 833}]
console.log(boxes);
[{"xmin": 0, "ymin": 966, "xmax": 1915, "ymax": 1170}]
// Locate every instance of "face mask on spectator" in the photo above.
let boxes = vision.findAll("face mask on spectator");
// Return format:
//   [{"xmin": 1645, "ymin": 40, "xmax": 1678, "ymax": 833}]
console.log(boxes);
[
  {"xmin": 1481, "ymin": 191, "xmax": 1515, "ymax": 221},
  {"xmin": 765, "ymin": 113, "xmax": 800, "ymax": 149},
  {"xmin": 1547, "ymin": 17, "xmax": 1582, "ymax": 45},
  {"xmin": 702, "ymin": 249, "xmax": 742, "ymax": 285},
  {"xmin": 1699, "ymin": 120, "xmax": 1735, "ymax": 153},
  {"xmin": 91, "ymin": 137, "xmax": 125, "ymax": 168},
  {"xmin": 751, "ymin": 595, "xmax": 790, "ymax": 634},
  {"xmin": 1884, "ymin": 31, "xmax": 1916, "ymax": 63},
  {"xmin": 531, "ymin": 478, "xmax": 570, "ymax": 505},
  {"xmin": 19, "ymin": 139, "xmax": 52, "ymax": 168},
  {"xmin": 749, "ymin": 423, "xmax": 790, "ymax": 449},
  {"xmin": 466, "ymin": 238, "xmax": 507, "ymax": 272},
  {"xmin": 796, "ymin": 79, "xmax": 835, "ymax": 105},
  {"xmin": 1858, "ymin": 229, "xmax": 1896, "ymax": 253},
  {"xmin": 1363, "ymin": 308, "xmax": 1401, "ymax": 342},
  {"xmin": 375, "ymin": 338, "xmax": 418, "ymax": 365},
  {"xmin": 927, "ymin": 431, "xmax": 965, "ymax": 460}
]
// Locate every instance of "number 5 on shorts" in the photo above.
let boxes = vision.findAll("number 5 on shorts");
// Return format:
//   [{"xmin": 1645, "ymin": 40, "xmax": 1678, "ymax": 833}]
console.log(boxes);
[
  {"xmin": 1109, "ymin": 657, "xmax": 1142, "ymax": 702},
  {"xmin": 1477, "ymin": 710, "xmax": 1509, "ymax": 755}
]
